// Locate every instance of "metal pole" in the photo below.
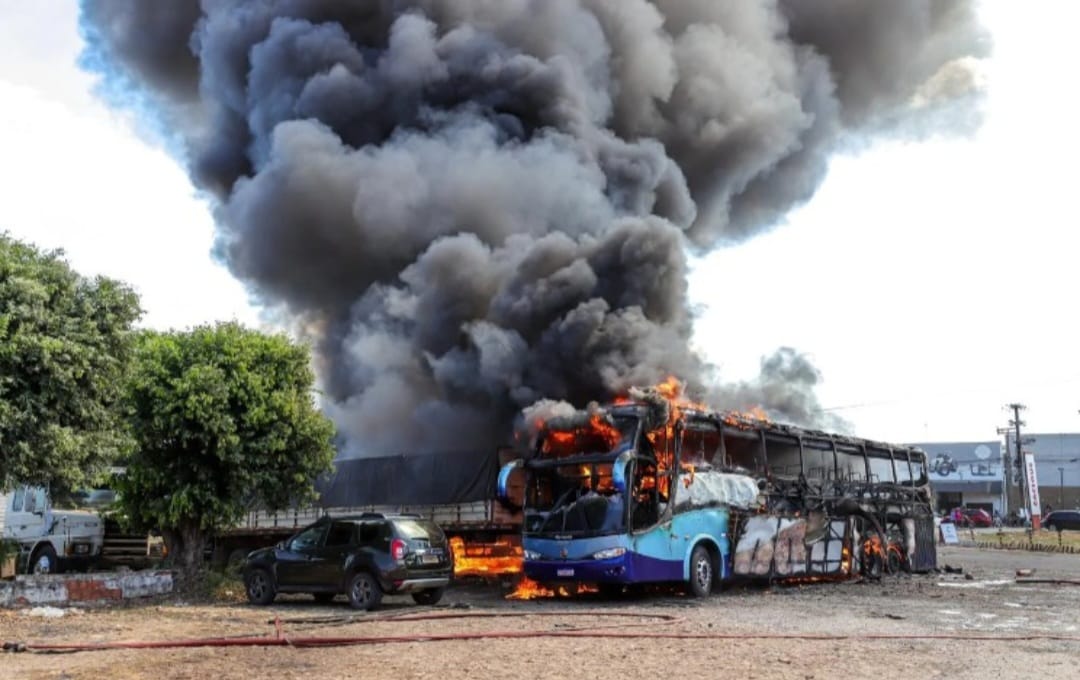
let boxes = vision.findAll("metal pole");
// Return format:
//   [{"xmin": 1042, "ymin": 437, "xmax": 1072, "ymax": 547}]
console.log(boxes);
[
  {"xmin": 1059, "ymin": 467, "xmax": 1065, "ymax": 508},
  {"xmin": 1007, "ymin": 403, "xmax": 1029, "ymax": 525}
]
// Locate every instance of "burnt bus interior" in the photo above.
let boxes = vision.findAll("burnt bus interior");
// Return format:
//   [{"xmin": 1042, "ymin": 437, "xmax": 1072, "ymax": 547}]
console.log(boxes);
[{"xmin": 667, "ymin": 410, "xmax": 937, "ymax": 577}]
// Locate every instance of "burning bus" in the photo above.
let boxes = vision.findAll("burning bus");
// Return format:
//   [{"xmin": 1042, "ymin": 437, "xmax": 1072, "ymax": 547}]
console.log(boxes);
[{"xmin": 497, "ymin": 380, "xmax": 937, "ymax": 596}]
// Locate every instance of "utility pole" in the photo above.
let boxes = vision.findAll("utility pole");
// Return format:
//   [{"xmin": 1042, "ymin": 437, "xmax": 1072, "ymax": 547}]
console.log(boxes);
[
  {"xmin": 1058, "ymin": 467, "xmax": 1065, "ymax": 507},
  {"xmin": 996, "ymin": 426, "xmax": 1013, "ymax": 516},
  {"xmin": 1007, "ymin": 403, "xmax": 1029, "ymax": 526}
]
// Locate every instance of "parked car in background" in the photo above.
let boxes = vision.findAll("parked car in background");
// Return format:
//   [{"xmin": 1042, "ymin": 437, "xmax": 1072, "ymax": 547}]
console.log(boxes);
[
  {"xmin": 945, "ymin": 507, "xmax": 993, "ymax": 528},
  {"xmin": 1042, "ymin": 509, "xmax": 1080, "ymax": 531},
  {"xmin": 242, "ymin": 513, "xmax": 452, "ymax": 610}
]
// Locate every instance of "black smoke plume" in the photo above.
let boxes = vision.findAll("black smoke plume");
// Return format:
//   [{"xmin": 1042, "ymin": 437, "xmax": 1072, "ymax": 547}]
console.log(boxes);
[{"xmin": 79, "ymin": 1, "xmax": 988, "ymax": 454}]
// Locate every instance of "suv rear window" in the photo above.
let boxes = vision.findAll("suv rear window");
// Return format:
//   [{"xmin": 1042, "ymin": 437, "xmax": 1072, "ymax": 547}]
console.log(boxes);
[{"xmin": 392, "ymin": 519, "xmax": 443, "ymax": 539}]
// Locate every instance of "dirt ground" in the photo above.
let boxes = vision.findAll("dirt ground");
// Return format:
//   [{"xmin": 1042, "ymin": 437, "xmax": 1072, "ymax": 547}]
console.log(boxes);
[{"xmin": 3, "ymin": 546, "xmax": 1079, "ymax": 680}]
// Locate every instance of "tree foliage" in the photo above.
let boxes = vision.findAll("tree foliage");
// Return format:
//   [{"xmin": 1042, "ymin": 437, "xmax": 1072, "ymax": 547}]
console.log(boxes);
[
  {"xmin": 120, "ymin": 322, "xmax": 336, "ymax": 573},
  {"xmin": 0, "ymin": 233, "xmax": 141, "ymax": 491}
]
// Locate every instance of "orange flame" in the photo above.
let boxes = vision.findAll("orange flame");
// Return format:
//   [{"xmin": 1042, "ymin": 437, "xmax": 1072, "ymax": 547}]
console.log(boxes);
[
  {"xmin": 506, "ymin": 577, "xmax": 600, "ymax": 600},
  {"xmin": 506, "ymin": 577, "xmax": 556, "ymax": 600},
  {"xmin": 863, "ymin": 534, "xmax": 885, "ymax": 559},
  {"xmin": 680, "ymin": 462, "xmax": 696, "ymax": 488},
  {"xmin": 450, "ymin": 537, "xmax": 523, "ymax": 578},
  {"xmin": 655, "ymin": 375, "xmax": 682, "ymax": 400},
  {"xmin": 540, "ymin": 412, "xmax": 622, "ymax": 457},
  {"xmin": 722, "ymin": 407, "xmax": 771, "ymax": 429}
]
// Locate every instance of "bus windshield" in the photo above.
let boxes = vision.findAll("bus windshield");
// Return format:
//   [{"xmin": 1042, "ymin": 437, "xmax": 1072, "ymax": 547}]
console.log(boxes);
[{"xmin": 524, "ymin": 462, "xmax": 626, "ymax": 536}]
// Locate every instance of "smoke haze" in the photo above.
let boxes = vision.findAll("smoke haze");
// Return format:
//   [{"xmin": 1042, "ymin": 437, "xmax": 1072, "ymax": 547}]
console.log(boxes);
[{"xmin": 80, "ymin": 0, "xmax": 988, "ymax": 454}]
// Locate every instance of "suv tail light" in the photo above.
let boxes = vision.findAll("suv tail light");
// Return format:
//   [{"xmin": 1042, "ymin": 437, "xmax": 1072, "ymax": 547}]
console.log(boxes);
[{"xmin": 391, "ymin": 538, "xmax": 407, "ymax": 561}]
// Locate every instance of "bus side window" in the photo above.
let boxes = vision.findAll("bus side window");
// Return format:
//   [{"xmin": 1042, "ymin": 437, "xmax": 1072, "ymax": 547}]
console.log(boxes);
[
  {"xmin": 682, "ymin": 423, "xmax": 721, "ymax": 467},
  {"xmin": 721, "ymin": 434, "xmax": 760, "ymax": 471}
]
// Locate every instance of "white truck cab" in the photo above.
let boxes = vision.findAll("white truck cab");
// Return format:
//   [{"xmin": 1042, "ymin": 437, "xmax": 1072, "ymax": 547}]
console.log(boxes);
[{"xmin": 0, "ymin": 485, "xmax": 104, "ymax": 574}]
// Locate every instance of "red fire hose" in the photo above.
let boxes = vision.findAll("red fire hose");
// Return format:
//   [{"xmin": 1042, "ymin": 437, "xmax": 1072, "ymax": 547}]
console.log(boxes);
[{"xmin": 7, "ymin": 610, "xmax": 1080, "ymax": 653}]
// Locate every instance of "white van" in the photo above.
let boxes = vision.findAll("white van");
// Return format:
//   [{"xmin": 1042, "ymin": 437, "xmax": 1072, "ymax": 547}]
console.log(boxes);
[{"xmin": 0, "ymin": 485, "xmax": 104, "ymax": 574}]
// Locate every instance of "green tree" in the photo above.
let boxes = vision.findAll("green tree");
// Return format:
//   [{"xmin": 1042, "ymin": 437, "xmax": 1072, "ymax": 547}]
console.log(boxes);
[
  {"xmin": 0, "ymin": 233, "xmax": 141, "ymax": 491},
  {"xmin": 121, "ymin": 322, "xmax": 336, "ymax": 575}
]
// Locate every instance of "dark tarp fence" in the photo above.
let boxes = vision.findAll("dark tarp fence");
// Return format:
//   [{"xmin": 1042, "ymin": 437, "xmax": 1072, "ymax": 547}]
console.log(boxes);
[{"xmin": 315, "ymin": 450, "xmax": 498, "ymax": 507}]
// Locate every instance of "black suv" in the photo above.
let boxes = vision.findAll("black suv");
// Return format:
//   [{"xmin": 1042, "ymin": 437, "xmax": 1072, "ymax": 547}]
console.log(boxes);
[{"xmin": 242, "ymin": 513, "xmax": 452, "ymax": 610}]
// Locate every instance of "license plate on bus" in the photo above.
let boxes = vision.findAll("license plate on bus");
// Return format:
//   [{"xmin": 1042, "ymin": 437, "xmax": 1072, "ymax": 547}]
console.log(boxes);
[
  {"xmin": 557, "ymin": 568, "xmax": 574, "ymax": 577},
  {"xmin": 422, "ymin": 553, "xmax": 440, "ymax": 564}
]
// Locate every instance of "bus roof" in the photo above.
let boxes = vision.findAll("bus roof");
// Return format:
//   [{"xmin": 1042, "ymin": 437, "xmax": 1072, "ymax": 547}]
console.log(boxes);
[{"xmin": 608, "ymin": 402, "xmax": 926, "ymax": 458}]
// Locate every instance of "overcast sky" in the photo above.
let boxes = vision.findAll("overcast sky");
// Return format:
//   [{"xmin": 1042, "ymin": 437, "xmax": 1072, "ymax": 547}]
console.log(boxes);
[{"xmin": 1, "ymin": 1, "xmax": 1076, "ymax": 446}]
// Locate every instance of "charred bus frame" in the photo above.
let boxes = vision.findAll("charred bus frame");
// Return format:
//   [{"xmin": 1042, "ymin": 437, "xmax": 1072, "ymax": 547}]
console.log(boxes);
[
  {"xmin": 499, "ymin": 401, "xmax": 936, "ymax": 595},
  {"xmin": 695, "ymin": 408, "xmax": 937, "ymax": 577}
]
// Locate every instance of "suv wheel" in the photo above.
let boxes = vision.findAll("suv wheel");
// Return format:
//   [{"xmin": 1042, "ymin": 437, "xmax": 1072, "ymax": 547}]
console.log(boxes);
[
  {"xmin": 411, "ymin": 587, "xmax": 444, "ymax": 605},
  {"xmin": 347, "ymin": 572, "xmax": 383, "ymax": 611},
  {"xmin": 245, "ymin": 567, "xmax": 276, "ymax": 606}
]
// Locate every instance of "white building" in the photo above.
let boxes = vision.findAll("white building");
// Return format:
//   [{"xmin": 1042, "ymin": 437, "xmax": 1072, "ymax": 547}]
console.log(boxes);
[{"xmin": 908, "ymin": 440, "xmax": 1004, "ymax": 515}]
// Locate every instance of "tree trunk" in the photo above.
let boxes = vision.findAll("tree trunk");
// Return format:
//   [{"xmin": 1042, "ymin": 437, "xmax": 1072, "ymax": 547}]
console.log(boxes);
[{"xmin": 161, "ymin": 523, "xmax": 207, "ymax": 582}]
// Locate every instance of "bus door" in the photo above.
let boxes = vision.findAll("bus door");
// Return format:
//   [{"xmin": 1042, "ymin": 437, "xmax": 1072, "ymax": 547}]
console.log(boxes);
[{"xmin": 628, "ymin": 460, "xmax": 688, "ymax": 581}]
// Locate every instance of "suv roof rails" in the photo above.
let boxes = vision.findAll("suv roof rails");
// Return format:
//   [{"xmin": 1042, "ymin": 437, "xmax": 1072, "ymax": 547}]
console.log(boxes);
[{"xmin": 354, "ymin": 511, "xmax": 423, "ymax": 520}]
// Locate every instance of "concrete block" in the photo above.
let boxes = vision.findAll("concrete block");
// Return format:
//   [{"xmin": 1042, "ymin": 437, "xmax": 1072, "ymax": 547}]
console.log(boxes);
[{"xmin": 0, "ymin": 570, "xmax": 174, "ymax": 607}]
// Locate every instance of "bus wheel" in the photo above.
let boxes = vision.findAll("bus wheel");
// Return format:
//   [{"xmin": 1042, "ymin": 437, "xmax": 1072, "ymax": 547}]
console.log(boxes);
[
  {"xmin": 886, "ymin": 547, "xmax": 905, "ymax": 575},
  {"xmin": 688, "ymin": 545, "xmax": 713, "ymax": 598}
]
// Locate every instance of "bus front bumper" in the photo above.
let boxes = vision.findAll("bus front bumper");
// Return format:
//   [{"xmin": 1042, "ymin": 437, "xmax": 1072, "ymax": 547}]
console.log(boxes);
[
  {"xmin": 524, "ymin": 551, "xmax": 682, "ymax": 584},
  {"xmin": 524, "ymin": 555, "xmax": 630, "ymax": 583}
]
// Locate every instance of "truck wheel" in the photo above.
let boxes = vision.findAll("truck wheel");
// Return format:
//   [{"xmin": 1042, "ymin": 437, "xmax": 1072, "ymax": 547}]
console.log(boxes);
[
  {"xmin": 347, "ymin": 572, "xmax": 383, "ymax": 611},
  {"xmin": 30, "ymin": 545, "xmax": 59, "ymax": 575},
  {"xmin": 687, "ymin": 545, "xmax": 713, "ymax": 598},
  {"xmin": 245, "ymin": 567, "xmax": 277, "ymax": 605},
  {"xmin": 411, "ymin": 587, "xmax": 444, "ymax": 605}
]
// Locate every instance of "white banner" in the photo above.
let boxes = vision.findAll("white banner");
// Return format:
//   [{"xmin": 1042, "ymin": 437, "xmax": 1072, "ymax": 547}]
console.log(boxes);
[{"xmin": 1024, "ymin": 452, "xmax": 1042, "ymax": 516}]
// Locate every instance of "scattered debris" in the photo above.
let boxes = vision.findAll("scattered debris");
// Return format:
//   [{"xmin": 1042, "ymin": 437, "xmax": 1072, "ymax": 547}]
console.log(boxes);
[
  {"xmin": 936, "ymin": 579, "xmax": 1011, "ymax": 589},
  {"xmin": 1015, "ymin": 569, "xmax": 1035, "ymax": 577},
  {"xmin": 23, "ymin": 607, "xmax": 68, "ymax": 618}
]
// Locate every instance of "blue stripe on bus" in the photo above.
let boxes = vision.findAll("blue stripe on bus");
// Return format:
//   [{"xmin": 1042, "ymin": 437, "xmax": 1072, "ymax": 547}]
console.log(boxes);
[{"xmin": 523, "ymin": 551, "xmax": 683, "ymax": 584}]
